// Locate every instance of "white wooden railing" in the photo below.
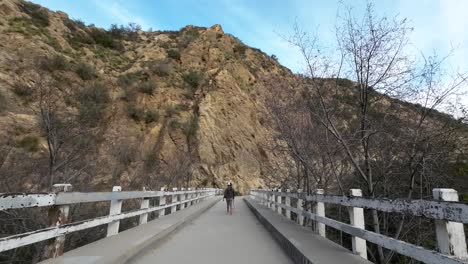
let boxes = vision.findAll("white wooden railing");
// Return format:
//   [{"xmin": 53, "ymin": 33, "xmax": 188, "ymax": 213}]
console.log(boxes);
[
  {"xmin": 250, "ymin": 188, "xmax": 468, "ymax": 264},
  {"xmin": 0, "ymin": 184, "xmax": 220, "ymax": 258}
]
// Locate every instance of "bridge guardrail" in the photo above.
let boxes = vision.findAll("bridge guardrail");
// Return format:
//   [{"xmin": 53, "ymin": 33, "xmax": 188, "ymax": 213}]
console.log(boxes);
[
  {"xmin": 250, "ymin": 188, "xmax": 468, "ymax": 264},
  {"xmin": 0, "ymin": 185, "xmax": 221, "ymax": 258}
]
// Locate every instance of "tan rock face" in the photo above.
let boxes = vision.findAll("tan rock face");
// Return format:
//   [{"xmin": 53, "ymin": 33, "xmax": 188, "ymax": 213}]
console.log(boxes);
[{"xmin": 0, "ymin": 0, "xmax": 290, "ymax": 193}]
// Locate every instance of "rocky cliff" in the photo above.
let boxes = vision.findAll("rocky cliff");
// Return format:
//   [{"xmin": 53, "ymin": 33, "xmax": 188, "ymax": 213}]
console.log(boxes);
[{"xmin": 0, "ymin": 0, "xmax": 294, "ymax": 193}]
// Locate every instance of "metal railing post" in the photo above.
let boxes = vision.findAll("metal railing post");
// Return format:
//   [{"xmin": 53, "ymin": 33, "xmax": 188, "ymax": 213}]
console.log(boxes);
[
  {"xmin": 349, "ymin": 189, "xmax": 367, "ymax": 259},
  {"xmin": 285, "ymin": 189, "xmax": 291, "ymax": 220},
  {"xmin": 180, "ymin": 188, "xmax": 186, "ymax": 210},
  {"xmin": 158, "ymin": 187, "xmax": 166, "ymax": 217},
  {"xmin": 277, "ymin": 189, "xmax": 282, "ymax": 215},
  {"xmin": 139, "ymin": 187, "xmax": 150, "ymax": 225},
  {"xmin": 171, "ymin": 188, "xmax": 178, "ymax": 213},
  {"xmin": 297, "ymin": 189, "xmax": 304, "ymax": 226},
  {"xmin": 42, "ymin": 183, "xmax": 72, "ymax": 259},
  {"xmin": 315, "ymin": 189, "xmax": 326, "ymax": 238},
  {"xmin": 107, "ymin": 186, "xmax": 122, "ymax": 237},
  {"xmin": 433, "ymin": 188, "xmax": 468, "ymax": 259}
]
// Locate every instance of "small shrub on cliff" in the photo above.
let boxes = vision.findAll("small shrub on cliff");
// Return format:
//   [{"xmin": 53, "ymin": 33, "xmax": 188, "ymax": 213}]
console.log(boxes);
[
  {"xmin": 77, "ymin": 82, "xmax": 110, "ymax": 125},
  {"xmin": 18, "ymin": 2, "xmax": 50, "ymax": 27},
  {"xmin": 39, "ymin": 55, "xmax": 70, "ymax": 72},
  {"xmin": 167, "ymin": 49, "xmax": 181, "ymax": 60},
  {"xmin": 0, "ymin": 91, "xmax": 6, "ymax": 112},
  {"xmin": 118, "ymin": 71, "xmax": 142, "ymax": 87},
  {"xmin": 145, "ymin": 110, "xmax": 160, "ymax": 124},
  {"xmin": 145, "ymin": 60, "xmax": 173, "ymax": 76},
  {"xmin": 183, "ymin": 115, "xmax": 199, "ymax": 138},
  {"xmin": 89, "ymin": 28, "xmax": 124, "ymax": 50},
  {"xmin": 17, "ymin": 136, "xmax": 39, "ymax": 152},
  {"xmin": 13, "ymin": 83, "xmax": 33, "ymax": 98},
  {"xmin": 183, "ymin": 71, "xmax": 202, "ymax": 89},
  {"xmin": 75, "ymin": 62, "xmax": 96, "ymax": 80},
  {"xmin": 138, "ymin": 80, "xmax": 156, "ymax": 95},
  {"xmin": 233, "ymin": 44, "xmax": 247, "ymax": 56},
  {"xmin": 127, "ymin": 104, "xmax": 145, "ymax": 122}
]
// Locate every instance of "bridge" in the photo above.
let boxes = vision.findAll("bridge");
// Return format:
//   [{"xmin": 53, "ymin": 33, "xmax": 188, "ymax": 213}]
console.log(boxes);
[{"xmin": 1, "ymin": 186, "xmax": 468, "ymax": 263}]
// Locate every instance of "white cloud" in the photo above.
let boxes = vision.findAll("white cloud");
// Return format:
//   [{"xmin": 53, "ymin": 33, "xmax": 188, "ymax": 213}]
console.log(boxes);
[{"xmin": 92, "ymin": 0, "xmax": 152, "ymax": 29}]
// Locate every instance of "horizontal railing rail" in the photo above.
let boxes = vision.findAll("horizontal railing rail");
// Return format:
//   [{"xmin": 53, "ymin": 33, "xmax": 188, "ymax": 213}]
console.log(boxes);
[
  {"xmin": 250, "ymin": 188, "xmax": 468, "ymax": 264},
  {"xmin": 254, "ymin": 191, "xmax": 468, "ymax": 223},
  {"xmin": 0, "ymin": 184, "xmax": 221, "ymax": 259}
]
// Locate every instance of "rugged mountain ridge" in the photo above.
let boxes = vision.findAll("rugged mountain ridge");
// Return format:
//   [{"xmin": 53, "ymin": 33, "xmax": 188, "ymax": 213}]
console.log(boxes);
[{"xmin": 0, "ymin": 0, "xmax": 293, "ymax": 193}]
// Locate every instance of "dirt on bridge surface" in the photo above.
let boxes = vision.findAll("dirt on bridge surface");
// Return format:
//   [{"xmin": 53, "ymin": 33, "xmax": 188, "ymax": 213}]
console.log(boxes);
[{"xmin": 134, "ymin": 197, "xmax": 293, "ymax": 264}]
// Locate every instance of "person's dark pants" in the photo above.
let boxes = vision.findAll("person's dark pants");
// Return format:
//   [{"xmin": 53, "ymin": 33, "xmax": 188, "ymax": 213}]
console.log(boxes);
[{"xmin": 226, "ymin": 198, "xmax": 233, "ymax": 212}]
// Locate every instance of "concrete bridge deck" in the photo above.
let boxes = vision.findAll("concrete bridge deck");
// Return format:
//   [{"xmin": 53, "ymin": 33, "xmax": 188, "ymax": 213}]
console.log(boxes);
[{"xmin": 134, "ymin": 197, "xmax": 293, "ymax": 264}]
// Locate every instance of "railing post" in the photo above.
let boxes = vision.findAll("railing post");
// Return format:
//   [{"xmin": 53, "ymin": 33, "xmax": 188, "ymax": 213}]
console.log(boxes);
[
  {"xmin": 277, "ymin": 189, "xmax": 282, "ymax": 215},
  {"xmin": 271, "ymin": 189, "xmax": 276, "ymax": 211},
  {"xmin": 315, "ymin": 189, "xmax": 326, "ymax": 238},
  {"xmin": 180, "ymin": 188, "xmax": 186, "ymax": 210},
  {"xmin": 285, "ymin": 189, "xmax": 291, "ymax": 220},
  {"xmin": 107, "ymin": 186, "xmax": 122, "ymax": 237},
  {"xmin": 171, "ymin": 188, "xmax": 178, "ymax": 213},
  {"xmin": 139, "ymin": 187, "xmax": 150, "ymax": 225},
  {"xmin": 349, "ymin": 189, "xmax": 367, "ymax": 259},
  {"xmin": 433, "ymin": 188, "xmax": 468, "ymax": 259},
  {"xmin": 297, "ymin": 189, "xmax": 304, "ymax": 226},
  {"xmin": 42, "ymin": 184, "xmax": 72, "ymax": 259},
  {"xmin": 159, "ymin": 187, "xmax": 166, "ymax": 217},
  {"xmin": 187, "ymin": 188, "xmax": 192, "ymax": 207}
]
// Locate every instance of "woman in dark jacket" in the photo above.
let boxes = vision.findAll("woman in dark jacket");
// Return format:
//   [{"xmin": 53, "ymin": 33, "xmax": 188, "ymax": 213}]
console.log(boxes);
[{"xmin": 223, "ymin": 183, "xmax": 235, "ymax": 215}]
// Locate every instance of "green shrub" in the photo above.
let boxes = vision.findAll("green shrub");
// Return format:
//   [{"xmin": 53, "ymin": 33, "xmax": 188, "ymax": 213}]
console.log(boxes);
[
  {"xmin": 0, "ymin": 91, "xmax": 6, "ymax": 112},
  {"xmin": 13, "ymin": 83, "xmax": 33, "ymax": 97},
  {"xmin": 127, "ymin": 104, "xmax": 145, "ymax": 122},
  {"xmin": 89, "ymin": 28, "xmax": 124, "ymax": 50},
  {"xmin": 138, "ymin": 80, "xmax": 156, "ymax": 95},
  {"xmin": 233, "ymin": 44, "xmax": 247, "ymax": 56},
  {"xmin": 183, "ymin": 71, "xmax": 202, "ymax": 89},
  {"xmin": 178, "ymin": 28, "xmax": 200, "ymax": 48},
  {"xmin": 145, "ymin": 110, "xmax": 160, "ymax": 124},
  {"xmin": 145, "ymin": 60, "xmax": 173, "ymax": 76},
  {"xmin": 169, "ymin": 119, "xmax": 181, "ymax": 129},
  {"xmin": 75, "ymin": 62, "xmax": 96, "ymax": 80},
  {"xmin": 18, "ymin": 2, "xmax": 50, "ymax": 27},
  {"xmin": 39, "ymin": 55, "xmax": 69, "ymax": 72},
  {"xmin": 77, "ymin": 82, "xmax": 110, "ymax": 125},
  {"xmin": 335, "ymin": 78, "xmax": 354, "ymax": 87},
  {"xmin": 183, "ymin": 115, "xmax": 199, "ymax": 138},
  {"xmin": 118, "ymin": 71, "xmax": 142, "ymax": 87},
  {"xmin": 167, "ymin": 49, "xmax": 181, "ymax": 60},
  {"xmin": 109, "ymin": 23, "xmax": 141, "ymax": 41},
  {"xmin": 17, "ymin": 136, "xmax": 39, "ymax": 152}
]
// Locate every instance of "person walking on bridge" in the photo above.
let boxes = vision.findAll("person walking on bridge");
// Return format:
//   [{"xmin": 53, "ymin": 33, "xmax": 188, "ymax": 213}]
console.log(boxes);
[{"xmin": 223, "ymin": 183, "xmax": 235, "ymax": 215}]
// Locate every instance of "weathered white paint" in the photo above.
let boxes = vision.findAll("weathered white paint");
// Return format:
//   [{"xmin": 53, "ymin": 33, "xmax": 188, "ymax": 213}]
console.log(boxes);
[
  {"xmin": 315, "ymin": 189, "xmax": 326, "ymax": 238},
  {"xmin": 180, "ymin": 188, "xmax": 186, "ymax": 210},
  {"xmin": 349, "ymin": 189, "xmax": 367, "ymax": 260},
  {"xmin": 171, "ymin": 188, "xmax": 178, "ymax": 214},
  {"xmin": 107, "ymin": 186, "xmax": 122, "ymax": 237},
  {"xmin": 139, "ymin": 187, "xmax": 150, "ymax": 225},
  {"xmin": 43, "ymin": 184, "xmax": 72, "ymax": 259},
  {"xmin": 277, "ymin": 189, "xmax": 282, "ymax": 215},
  {"xmin": 285, "ymin": 189, "xmax": 291, "ymax": 220},
  {"xmin": 297, "ymin": 189, "xmax": 304, "ymax": 226},
  {"xmin": 0, "ymin": 193, "xmax": 56, "ymax": 211},
  {"xmin": 433, "ymin": 189, "xmax": 468, "ymax": 259},
  {"xmin": 253, "ymin": 189, "xmax": 468, "ymax": 223},
  {"xmin": 0, "ymin": 192, "xmax": 215, "ymax": 253},
  {"xmin": 252, "ymin": 194, "xmax": 465, "ymax": 264}
]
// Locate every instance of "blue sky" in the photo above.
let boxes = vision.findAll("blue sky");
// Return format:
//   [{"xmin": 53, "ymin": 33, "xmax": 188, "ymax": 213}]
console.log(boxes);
[{"xmin": 30, "ymin": 0, "xmax": 468, "ymax": 75}]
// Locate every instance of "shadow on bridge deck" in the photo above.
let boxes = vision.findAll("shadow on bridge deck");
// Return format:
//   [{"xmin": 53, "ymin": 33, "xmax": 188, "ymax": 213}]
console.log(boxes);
[{"xmin": 133, "ymin": 197, "xmax": 293, "ymax": 264}]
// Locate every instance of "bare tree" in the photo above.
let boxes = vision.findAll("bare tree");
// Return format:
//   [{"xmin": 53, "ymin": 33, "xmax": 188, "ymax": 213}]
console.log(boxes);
[{"xmin": 279, "ymin": 3, "xmax": 468, "ymax": 263}]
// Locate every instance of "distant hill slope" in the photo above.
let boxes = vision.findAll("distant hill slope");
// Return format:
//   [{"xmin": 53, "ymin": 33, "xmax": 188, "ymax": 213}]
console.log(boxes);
[{"xmin": 0, "ymin": 0, "xmax": 466, "ymax": 194}]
